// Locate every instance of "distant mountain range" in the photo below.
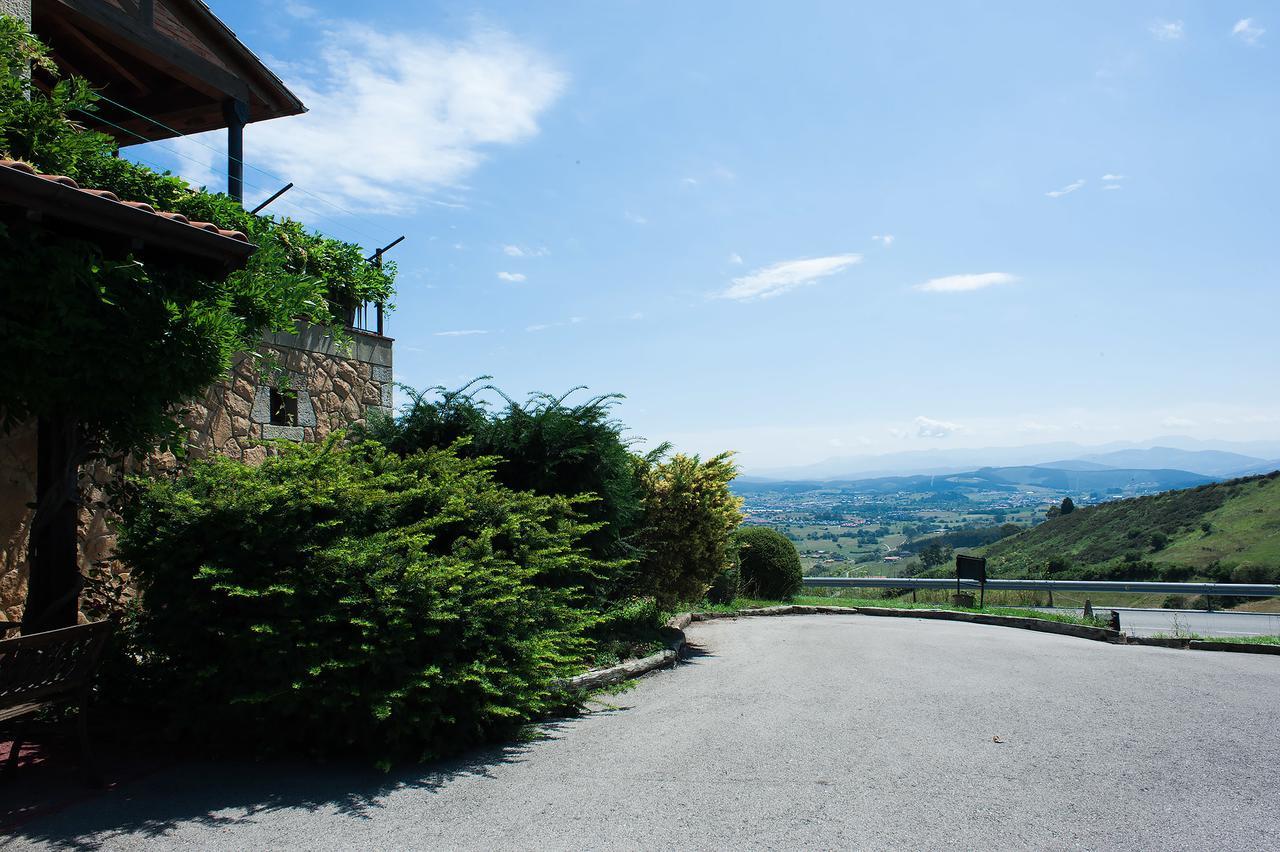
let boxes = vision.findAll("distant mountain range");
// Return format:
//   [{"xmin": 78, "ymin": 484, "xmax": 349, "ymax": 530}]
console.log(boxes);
[
  {"xmin": 732, "ymin": 464, "xmax": 1214, "ymax": 496},
  {"xmin": 743, "ymin": 437, "xmax": 1280, "ymax": 482}
]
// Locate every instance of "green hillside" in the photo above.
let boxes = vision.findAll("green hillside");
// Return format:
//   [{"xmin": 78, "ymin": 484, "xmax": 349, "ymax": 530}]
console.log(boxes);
[{"xmin": 979, "ymin": 472, "xmax": 1280, "ymax": 583}]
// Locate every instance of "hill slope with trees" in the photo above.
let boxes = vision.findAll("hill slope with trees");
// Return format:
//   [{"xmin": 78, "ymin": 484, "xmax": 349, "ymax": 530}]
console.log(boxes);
[{"xmin": 978, "ymin": 473, "xmax": 1280, "ymax": 583}]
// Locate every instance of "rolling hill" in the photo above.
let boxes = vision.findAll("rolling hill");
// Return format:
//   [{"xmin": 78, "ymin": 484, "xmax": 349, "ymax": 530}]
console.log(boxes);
[
  {"xmin": 1076, "ymin": 447, "xmax": 1269, "ymax": 477},
  {"xmin": 977, "ymin": 473, "xmax": 1280, "ymax": 582}
]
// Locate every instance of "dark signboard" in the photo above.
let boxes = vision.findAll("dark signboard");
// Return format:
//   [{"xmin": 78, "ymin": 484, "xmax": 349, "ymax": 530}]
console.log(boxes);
[{"xmin": 956, "ymin": 555, "xmax": 987, "ymax": 584}]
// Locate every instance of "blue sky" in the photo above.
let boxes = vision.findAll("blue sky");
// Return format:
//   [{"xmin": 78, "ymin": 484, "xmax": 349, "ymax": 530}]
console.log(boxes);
[{"xmin": 131, "ymin": 2, "xmax": 1279, "ymax": 470}]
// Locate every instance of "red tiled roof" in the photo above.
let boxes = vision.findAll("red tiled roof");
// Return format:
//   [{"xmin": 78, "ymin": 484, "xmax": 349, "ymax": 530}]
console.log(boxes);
[{"xmin": 0, "ymin": 159, "xmax": 254, "ymax": 267}]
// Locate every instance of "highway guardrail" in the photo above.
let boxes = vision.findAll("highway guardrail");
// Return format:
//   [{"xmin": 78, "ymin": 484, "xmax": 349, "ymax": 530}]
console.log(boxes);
[{"xmin": 800, "ymin": 577, "xmax": 1280, "ymax": 598}]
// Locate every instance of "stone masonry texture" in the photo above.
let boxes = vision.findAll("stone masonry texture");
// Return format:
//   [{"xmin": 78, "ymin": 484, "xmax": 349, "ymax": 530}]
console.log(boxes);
[{"xmin": 0, "ymin": 327, "xmax": 393, "ymax": 620}]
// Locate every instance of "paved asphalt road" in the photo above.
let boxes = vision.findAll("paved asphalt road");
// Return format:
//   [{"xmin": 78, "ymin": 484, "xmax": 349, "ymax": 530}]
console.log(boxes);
[
  {"xmin": 7, "ymin": 615, "xmax": 1280, "ymax": 850},
  {"xmin": 1040, "ymin": 607, "xmax": 1280, "ymax": 638}
]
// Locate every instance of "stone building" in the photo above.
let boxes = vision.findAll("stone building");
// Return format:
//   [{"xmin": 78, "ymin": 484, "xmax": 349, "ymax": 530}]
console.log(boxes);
[{"xmin": 0, "ymin": 1, "xmax": 395, "ymax": 620}]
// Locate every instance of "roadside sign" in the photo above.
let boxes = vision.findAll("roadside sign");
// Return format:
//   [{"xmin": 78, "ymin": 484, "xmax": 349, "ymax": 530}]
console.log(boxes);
[{"xmin": 956, "ymin": 555, "xmax": 988, "ymax": 607}]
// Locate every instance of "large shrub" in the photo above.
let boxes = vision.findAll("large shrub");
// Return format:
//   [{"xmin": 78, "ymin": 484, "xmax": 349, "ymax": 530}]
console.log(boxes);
[
  {"xmin": 360, "ymin": 381, "xmax": 646, "ymax": 592},
  {"xmin": 735, "ymin": 526, "xmax": 803, "ymax": 600},
  {"xmin": 632, "ymin": 452, "xmax": 743, "ymax": 607},
  {"xmin": 115, "ymin": 439, "xmax": 607, "ymax": 767}
]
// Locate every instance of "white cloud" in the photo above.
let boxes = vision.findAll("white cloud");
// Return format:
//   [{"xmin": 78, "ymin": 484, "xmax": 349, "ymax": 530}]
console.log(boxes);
[
  {"xmin": 624, "ymin": 211, "xmax": 648, "ymax": 225},
  {"xmin": 434, "ymin": 329, "xmax": 489, "ymax": 337},
  {"xmin": 525, "ymin": 323, "xmax": 550, "ymax": 332},
  {"xmin": 1101, "ymin": 174, "xmax": 1125, "ymax": 181},
  {"xmin": 629, "ymin": 311, "xmax": 645, "ymax": 320},
  {"xmin": 727, "ymin": 252, "xmax": 743, "ymax": 265},
  {"xmin": 497, "ymin": 271, "xmax": 527, "ymax": 282},
  {"xmin": 681, "ymin": 177, "xmax": 699, "ymax": 187},
  {"xmin": 162, "ymin": 22, "xmax": 565, "ymax": 215},
  {"xmin": 502, "ymin": 244, "xmax": 549, "ymax": 258},
  {"xmin": 915, "ymin": 416, "xmax": 962, "ymax": 439},
  {"xmin": 1046, "ymin": 178, "xmax": 1085, "ymax": 198},
  {"xmin": 872, "ymin": 234, "xmax": 895, "ymax": 247},
  {"xmin": 1150, "ymin": 20, "xmax": 1184, "ymax": 41},
  {"xmin": 1102, "ymin": 184, "xmax": 1122, "ymax": 191},
  {"xmin": 1233, "ymin": 18, "xmax": 1265, "ymax": 45},
  {"xmin": 283, "ymin": 1, "xmax": 317, "ymax": 19},
  {"xmin": 717, "ymin": 254, "xmax": 862, "ymax": 301},
  {"xmin": 915, "ymin": 272, "xmax": 1018, "ymax": 293}
]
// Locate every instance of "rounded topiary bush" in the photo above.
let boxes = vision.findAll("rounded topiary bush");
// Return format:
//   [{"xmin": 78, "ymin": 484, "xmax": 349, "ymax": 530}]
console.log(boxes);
[{"xmin": 734, "ymin": 526, "xmax": 803, "ymax": 601}]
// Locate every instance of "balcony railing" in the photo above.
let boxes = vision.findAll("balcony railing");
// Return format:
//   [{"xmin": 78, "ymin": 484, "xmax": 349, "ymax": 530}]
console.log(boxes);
[{"xmin": 346, "ymin": 301, "xmax": 385, "ymax": 336}]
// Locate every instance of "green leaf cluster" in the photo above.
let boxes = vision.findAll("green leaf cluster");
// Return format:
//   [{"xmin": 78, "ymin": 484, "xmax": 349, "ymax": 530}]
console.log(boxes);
[
  {"xmin": 115, "ymin": 439, "xmax": 606, "ymax": 765},
  {"xmin": 0, "ymin": 17, "xmax": 395, "ymax": 457},
  {"xmin": 359, "ymin": 381, "xmax": 647, "ymax": 593},
  {"xmin": 632, "ymin": 451, "xmax": 744, "ymax": 607}
]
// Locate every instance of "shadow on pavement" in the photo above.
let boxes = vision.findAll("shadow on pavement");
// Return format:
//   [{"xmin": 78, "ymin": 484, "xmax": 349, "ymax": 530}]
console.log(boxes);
[{"xmin": 3, "ymin": 721, "xmax": 576, "ymax": 850}]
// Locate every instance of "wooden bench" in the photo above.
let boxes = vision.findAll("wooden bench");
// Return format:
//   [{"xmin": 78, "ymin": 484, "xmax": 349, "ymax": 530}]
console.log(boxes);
[{"xmin": 0, "ymin": 620, "xmax": 113, "ymax": 785}]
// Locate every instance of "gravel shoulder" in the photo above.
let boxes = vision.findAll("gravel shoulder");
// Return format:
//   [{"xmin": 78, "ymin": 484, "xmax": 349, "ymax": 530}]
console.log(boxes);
[{"xmin": 7, "ymin": 614, "xmax": 1279, "ymax": 850}]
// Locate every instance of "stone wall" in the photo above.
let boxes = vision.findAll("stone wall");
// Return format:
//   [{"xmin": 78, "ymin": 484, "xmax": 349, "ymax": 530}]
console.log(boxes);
[
  {"xmin": 1, "ymin": 0, "xmax": 32, "ymax": 27},
  {"xmin": 0, "ymin": 325, "xmax": 393, "ymax": 620}
]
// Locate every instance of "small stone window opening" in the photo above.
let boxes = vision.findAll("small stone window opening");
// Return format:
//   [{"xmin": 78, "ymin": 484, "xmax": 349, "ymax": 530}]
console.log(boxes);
[{"xmin": 269, "ymin": 388, "xmax": 298, "ymax": 426}]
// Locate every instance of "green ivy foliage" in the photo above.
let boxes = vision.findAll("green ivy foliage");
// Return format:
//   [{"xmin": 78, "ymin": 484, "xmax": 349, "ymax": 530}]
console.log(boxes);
[
  {"xmin": 734, "ymin": 526, "xmax": 804, "ymax": 601},
  {"xmin": 0, "ymin": 18, "xmax": 394, "ymax": 320},
  {"xmin": 115, "ymin": 439, "xmax": 606, "ymax": 767},
  {"xmin": 0, "ymin": 17, "xmax": 394, "ymax": 457}
]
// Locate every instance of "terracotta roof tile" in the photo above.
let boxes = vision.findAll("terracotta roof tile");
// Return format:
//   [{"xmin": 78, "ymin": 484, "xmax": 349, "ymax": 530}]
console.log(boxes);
[{"xmin": 0, "ymin": 159, "xmax": 250, "ymax": 244}]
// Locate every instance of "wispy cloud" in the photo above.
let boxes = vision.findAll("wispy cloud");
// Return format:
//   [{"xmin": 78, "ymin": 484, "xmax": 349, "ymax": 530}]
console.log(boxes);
[
  {"xmin": 727, "ymin": 252, "xmax": 744, "ymax": 265},
  {"xmin": 1101, "ymin": 173, "xmax": 1125, "ymax": 181},
  {"xmin": 1150, "ymin": 19, "xmax": 1184, "ymax": 41},
  {"xmin": 915, "ymin": 416, "xmax": 962, "ymax": 439},
  {"xmin": 526, "ymin": 316, "xmax": 586, "ymax": 333},
  {"xmin": 1102, "ymin": 184, "xmax": 1122, "ymax": 191},
  {"xmin": 871, "ymin": 234, "xmax": 895, "ymax": 247},
  {"xmin": 497, "ymin": 271, "xmax": 527, "ymax": 282},
  {"xmin": 624, "ymin": 211, "xmax": 648, "ymax": 225},
  {"xmin": 160, "ymin": 20, "xmax": 565, "ymax": 214},
  {"xmin": 915, "ymin": 272, "xmax": 1018, "ymax": 293},
  {"xmin": 434, "ymin": 329, "xmax": 489, "ymax": 337},
  {"xmin": 1232, "ymin": 18, "xmax": 1265, "ymax": 45},
  {"xmin": 503, "ymin": 244, "xmax": 549, "ymax": 258},
  {"xmin": 1046, "ymin": 178, "xmax": 1085, "ymax": 198},
  {"xmin": 717, "ymin": 254, "xmax": 862, "ymax": 301},
  {"xmin": 1162, "ymin": 416, "xmax": 1198, "ymax": 428},
  {"xmin": 283, "ymin": 1, "xmax": 318, "ymax": 19}
]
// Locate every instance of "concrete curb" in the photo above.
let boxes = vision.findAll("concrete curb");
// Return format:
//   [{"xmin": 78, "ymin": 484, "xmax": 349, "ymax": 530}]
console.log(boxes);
[
  {"xmin": 1188, "ymin": 639, "xmax": 1280, "ymax": 655},
  {"xmin": 565, "ymin": 602, "xmax": 1277, "ymax": 690},
  {"xmin": 852, "ymin": 606, "xmax": 1124, "ymax": 644},
  {"xmin": 564, "ymin": 614, "xmax": 692, "ymax": 692}
]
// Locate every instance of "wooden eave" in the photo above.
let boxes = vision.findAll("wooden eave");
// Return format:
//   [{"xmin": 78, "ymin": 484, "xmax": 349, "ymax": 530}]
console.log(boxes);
[{"xmin": 32, "ymin": 0, "xmax": 306, "ymax": 143}]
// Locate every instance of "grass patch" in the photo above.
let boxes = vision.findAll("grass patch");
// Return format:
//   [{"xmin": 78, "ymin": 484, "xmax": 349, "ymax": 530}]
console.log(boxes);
[{"xmin": 719, "ymin": 595, "xmax": 1109, "ymax": 628}]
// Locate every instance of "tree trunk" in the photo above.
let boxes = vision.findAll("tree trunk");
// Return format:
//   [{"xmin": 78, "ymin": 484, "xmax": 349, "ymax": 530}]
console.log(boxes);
[{"xmin": 22, "ymin": 415, "xmax": 83, "ymax": 633}]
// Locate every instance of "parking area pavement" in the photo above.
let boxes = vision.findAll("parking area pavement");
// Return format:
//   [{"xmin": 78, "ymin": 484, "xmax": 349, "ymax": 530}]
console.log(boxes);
[{"xmin": 6, "ymin": 614, "xmax": 1278, "ymax": 850}]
